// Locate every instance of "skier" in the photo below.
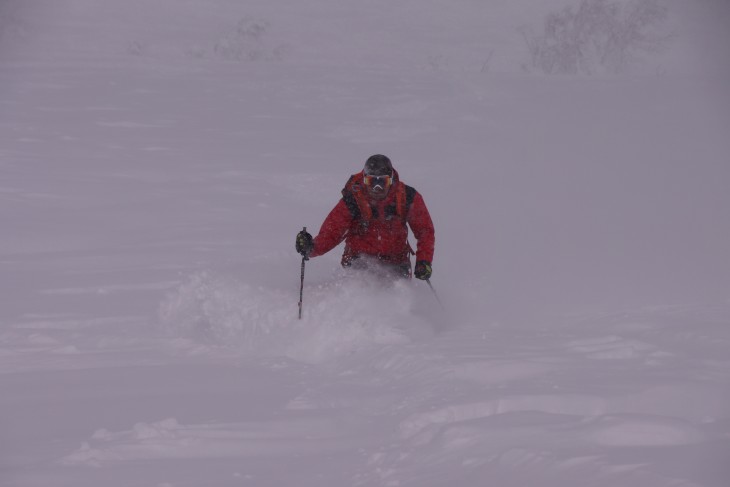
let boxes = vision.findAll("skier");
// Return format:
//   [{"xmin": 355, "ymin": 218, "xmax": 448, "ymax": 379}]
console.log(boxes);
[{"xmin": 295, "ymin": 154, "xmax": 434, "ymax": 280}]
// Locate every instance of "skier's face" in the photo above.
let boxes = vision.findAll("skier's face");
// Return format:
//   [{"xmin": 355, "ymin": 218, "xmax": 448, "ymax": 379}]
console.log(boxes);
[
  {"xmin": 368, "ymin": 186, "xmax": 388, "ymax": 200},
  {"xmin": 364, "ymin": 174, "xmax": 392, "ymax": 200}
]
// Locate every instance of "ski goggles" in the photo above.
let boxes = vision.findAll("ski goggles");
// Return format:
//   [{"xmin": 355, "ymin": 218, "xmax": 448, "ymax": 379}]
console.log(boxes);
[{"xmin": 363, "ymin": 174, "xmax": 393, "ymax": 190}]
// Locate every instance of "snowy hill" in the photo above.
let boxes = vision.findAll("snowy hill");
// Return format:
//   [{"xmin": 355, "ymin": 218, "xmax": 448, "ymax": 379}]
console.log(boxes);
[{"xmin": 1, "ymin": 0, "xmax": 729, "ymax": 486}]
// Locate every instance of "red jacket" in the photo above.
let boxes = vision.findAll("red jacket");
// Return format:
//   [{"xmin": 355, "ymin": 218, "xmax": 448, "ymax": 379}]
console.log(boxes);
[{"xmin": 310, "ymin": 170, "xmax": 434, "ymax": 265}]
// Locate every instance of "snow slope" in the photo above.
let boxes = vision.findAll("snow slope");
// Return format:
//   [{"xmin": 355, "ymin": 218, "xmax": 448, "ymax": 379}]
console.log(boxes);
[{"xmin": 1, "ymin": 0, "xmax": 729, "ymax": 486}]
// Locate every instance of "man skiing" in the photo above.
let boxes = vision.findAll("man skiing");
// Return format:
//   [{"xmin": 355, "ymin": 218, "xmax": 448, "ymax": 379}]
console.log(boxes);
[{"xmin": 295, "ymin": 154, "xmax": 434, "ymax": 280}]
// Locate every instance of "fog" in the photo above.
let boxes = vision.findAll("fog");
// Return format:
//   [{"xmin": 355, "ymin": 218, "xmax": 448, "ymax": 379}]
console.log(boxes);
[
  {"xmin": 1, "ymin": 1, "xmax": 729, "ymax": 485},
  {"xmin": 3, "ymin": 0, "xmax": 727, "ymax": 320}
]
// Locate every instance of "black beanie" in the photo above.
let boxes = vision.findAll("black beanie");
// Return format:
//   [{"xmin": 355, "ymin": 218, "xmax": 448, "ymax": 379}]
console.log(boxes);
[{"xmin": 363, "ymin": 154, "xmax": 393, "ymax": 176}]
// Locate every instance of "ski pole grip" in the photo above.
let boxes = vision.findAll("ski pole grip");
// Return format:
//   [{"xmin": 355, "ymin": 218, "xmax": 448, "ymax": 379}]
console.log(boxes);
[{"xmin": 301, "ymin": 226, "xmax": 310, "ymax": 260}]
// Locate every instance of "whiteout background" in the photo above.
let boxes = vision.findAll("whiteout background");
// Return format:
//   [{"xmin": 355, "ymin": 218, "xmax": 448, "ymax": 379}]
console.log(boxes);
[{"xmin": 1, "ymin": 0, "xmax": 729, "ymax": 486}]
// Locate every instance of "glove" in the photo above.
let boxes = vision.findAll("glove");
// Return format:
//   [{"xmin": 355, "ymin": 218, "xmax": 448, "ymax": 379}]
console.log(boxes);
[
  {"xmin": 414, "ymin": 260, "xmax": 432, "ymax": 280},
  {"xmin": 295, "ymin": 230, "xmax": 314, "ymax": 257}
]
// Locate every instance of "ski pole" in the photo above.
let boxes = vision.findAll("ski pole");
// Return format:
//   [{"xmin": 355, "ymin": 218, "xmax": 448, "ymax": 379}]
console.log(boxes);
[
  {"xmin": 298, "ymin": 226, "xmax": 308, "ymax": 319},
  {"xmin": 426, "ymin": 279, "xmax": 444, "ymax": 309}
]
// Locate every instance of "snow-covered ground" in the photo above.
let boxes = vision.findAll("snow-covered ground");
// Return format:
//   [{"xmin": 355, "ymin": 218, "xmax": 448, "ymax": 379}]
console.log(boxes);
[{"xmin": 1, "ymin": 0, "xmax": 729, "ymax": 485}]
